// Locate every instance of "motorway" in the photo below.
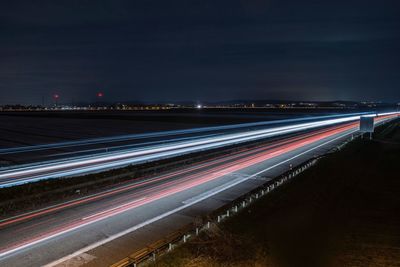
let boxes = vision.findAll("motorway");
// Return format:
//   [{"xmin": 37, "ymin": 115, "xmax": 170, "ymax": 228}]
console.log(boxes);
[{"xmin": 0, "ymin": 112, "xmax": 398, "ymax": 267}]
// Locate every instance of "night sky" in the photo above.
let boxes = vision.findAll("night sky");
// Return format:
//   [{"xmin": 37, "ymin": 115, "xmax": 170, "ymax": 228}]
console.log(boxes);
[{"xmin": 1, "ymin": 0, "xmax": 399, "ymax": 105}]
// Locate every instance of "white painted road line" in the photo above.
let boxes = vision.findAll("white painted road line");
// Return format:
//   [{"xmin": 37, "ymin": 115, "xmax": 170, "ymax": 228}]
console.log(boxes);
[{"xmin": 43, "ymin": 129, "xmax": 356, "ymax": 267}]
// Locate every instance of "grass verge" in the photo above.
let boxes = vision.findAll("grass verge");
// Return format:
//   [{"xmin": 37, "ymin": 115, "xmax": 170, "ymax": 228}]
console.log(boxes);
[{"xmin": 150, "ymin": 120, "xmax": 400, "ymax": 267}]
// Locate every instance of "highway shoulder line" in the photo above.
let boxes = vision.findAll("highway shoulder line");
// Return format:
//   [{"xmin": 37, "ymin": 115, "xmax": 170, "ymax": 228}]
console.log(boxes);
[{"xmin": 43, "ymin": 129, "xmax": 356, "ymax": 267}]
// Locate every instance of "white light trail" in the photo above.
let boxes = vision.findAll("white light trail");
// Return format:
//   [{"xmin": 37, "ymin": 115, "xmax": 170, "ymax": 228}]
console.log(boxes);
[{"xmin": 0, "ymin": 112, "xmax": 398, "ymax": 187}]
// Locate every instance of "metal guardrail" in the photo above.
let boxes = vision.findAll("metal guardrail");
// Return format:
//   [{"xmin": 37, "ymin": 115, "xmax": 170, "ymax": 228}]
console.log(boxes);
[
  {"xmin": 110, "ymin": 224, "xmax": 194, "ymax": 267},
  {"xmin": 108, "ymin": 123, "xmax": 399, "ymax": 267},
  {"xmin": 109, "ymin": 157, "xmax": 322, "ymax": 267},
  {"xmin": 111, "ymin": 114, "xmax": 400, "ymax": 266}
]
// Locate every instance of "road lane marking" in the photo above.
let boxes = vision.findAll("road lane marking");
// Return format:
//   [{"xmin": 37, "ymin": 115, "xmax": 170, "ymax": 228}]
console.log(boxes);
[
  {"xmin": 42, "ymin": 129, "xmax": 357, "ymax": 267},
  {"xmin": 81, "ymin": 197, "xmax": 147, "ymax": 221},
  {"xmin": 0, "ymin": 126, "xmax": 359, "ymax": 260},
  {"xmin": 182, "ymin": 175, "xmax": 249, "ymax": 205}
]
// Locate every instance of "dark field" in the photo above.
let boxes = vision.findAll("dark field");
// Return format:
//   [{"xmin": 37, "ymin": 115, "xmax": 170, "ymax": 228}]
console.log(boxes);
[
  {"xmin": 0, "ymin": 109, "xmax": 354, "ymax": 148},
  {"xmin": 0, "ymin": 108, "xmax": 355, "ymax": 165},
  {"xmin": 151, "ymin": 120, "xmax": 400, "ymax": 267}
]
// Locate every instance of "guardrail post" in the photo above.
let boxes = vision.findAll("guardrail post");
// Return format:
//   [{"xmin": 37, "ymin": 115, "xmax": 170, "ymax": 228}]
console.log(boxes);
[{"xmin": 105, "ymin": 151, "xmax": 328, "ymax": 267}]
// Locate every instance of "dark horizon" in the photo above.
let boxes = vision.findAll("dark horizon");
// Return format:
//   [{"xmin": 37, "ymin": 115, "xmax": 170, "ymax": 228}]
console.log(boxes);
[
  {"xmin": 1, "ymin": 97, "xmax": 399, "ymax": 107},
  {"xmin": 1, "ymin": 1, "xmax": 400, "ymax": 105},
  {"xmin": 1, "ymin": 98, "xmax": 399, "ymax": 109}
]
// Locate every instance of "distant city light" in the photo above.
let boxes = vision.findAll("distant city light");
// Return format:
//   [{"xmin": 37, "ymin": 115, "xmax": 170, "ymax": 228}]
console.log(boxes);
[
  {"xmin": 197, "ymin": 104, "xmax": 202, "ymax": 109},
  {"xmin": 53, "ymin": 94, "xmax": 59, "ymax": 99}
]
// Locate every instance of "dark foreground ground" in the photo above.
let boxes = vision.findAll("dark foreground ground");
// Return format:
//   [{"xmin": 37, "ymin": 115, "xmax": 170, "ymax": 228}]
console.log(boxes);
[
  {"xmin": 0, "ymin": 108, "xmax": 360, "ymax": 149},
  {"xmin": 0, "ymin": 109, "xmax": 340, "ymax": 165},
  {"xmin": 151, "ymin": 120, "xmax": 400, "ymax": 267}
]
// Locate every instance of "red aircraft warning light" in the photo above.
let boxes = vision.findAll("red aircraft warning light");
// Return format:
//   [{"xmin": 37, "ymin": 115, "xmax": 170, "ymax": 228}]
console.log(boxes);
[
  {"xmin": 97, "ymin": 92, "xmax": 104, "ymax": 98},
  {"xmin": 53, "ymin": 93, "xmax": 60, "ymax": 107}
]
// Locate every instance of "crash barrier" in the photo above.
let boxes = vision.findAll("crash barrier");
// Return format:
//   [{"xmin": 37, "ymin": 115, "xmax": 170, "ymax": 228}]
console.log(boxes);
[
  {"xmin": 110, "ymin": 157, "xmax": 322, "ymax": 267},
  {"xmin": 111, "ymin": 116, "xmax": 400, "ymax": 266}
]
